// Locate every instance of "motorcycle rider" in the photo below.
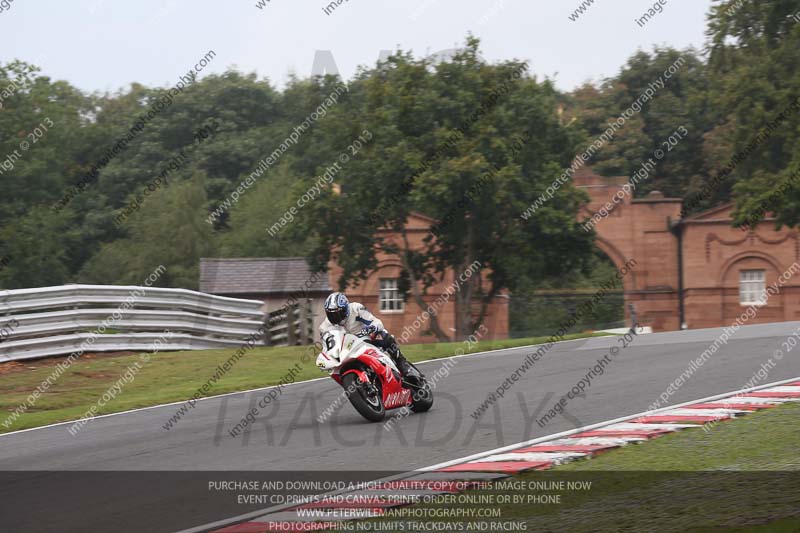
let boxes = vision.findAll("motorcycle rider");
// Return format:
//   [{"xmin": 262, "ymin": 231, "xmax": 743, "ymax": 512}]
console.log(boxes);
[{"xmin": 319, "ymin": 292, "xmax": 421, "ymax": 382}]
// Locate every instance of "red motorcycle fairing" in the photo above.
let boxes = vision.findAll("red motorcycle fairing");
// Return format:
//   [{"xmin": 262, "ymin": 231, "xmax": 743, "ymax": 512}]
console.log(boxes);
[
  {"xmin": 336, "ymin": 348, "xmax": 411, "ymax": 410},
  {"xmin": 336, "ymin": 367, "xmax": 367, "ymax": 385}
]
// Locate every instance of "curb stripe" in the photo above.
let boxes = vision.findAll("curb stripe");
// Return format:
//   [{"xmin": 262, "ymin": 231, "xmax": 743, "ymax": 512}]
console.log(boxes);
[
  {"xmin": 573, "ymin": 429, "xmax": 673, "ymax": 438},
  {"xmin": 204, "ymin": 375, "xmax": 800, "ymax": 533},
  {"xmin": 515, "ymin": 444, "xmax": 617, "ymax": 454},
  {"xmin": 742, "ymin": 391, "xmax": 800, "ymax": 398},
  {"xmin": 438, "ymin": 460, "xmax": 552, "ymax": 473},
  {"xmin": 687, "ymin": 402, "xmax": 775, "ymax": 411},
  {"xmin": 633, "ymin": 414, "xmax": 731, "ymax": 423}
]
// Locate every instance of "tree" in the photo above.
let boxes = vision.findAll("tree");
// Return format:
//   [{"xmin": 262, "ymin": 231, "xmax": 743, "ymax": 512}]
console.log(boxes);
[
  {"xmin": 0, "ymin": 207, "xmax": 78, "ymax": 289},
  {"xmin": 0, "ymin": 61, "xmax": 98, "ymax": 287},
  {"xmin": 706, "ymin": 0, "xmax": 800, "ymax": 228},
  {"xmin": 566, "ymin": 48, "xmax": 712, "ymax": 200},
  {"xmin": 79, "ymin": 175, "xmax": 214, "ymax": 288},
  {"xmin": 302, "ymin": 38, "xmax": 596, "ymax": 341},
  {"xmin": 216, "ymin": 162, "xmax": 312, "ymax": 257}
]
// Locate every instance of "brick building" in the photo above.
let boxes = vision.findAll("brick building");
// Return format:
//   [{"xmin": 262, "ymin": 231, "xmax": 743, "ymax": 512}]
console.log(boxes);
[
  {"xmin": 200, "ymin": 169, "xmax": 796, "ymax": 337},
  {"xmin": 328, "ymin": 212, "xmax": 509, "ymax": 343},
  {"xmin": 200, "ymin": 213, "xmax": 509, "ymax": 344},
  {"xmin": 577, "ymin": 168, "xmax": 800, "ymax": 331},
  {"xmin": 199, "ymin": 257, "xmax": 331, "ymax": 337}
]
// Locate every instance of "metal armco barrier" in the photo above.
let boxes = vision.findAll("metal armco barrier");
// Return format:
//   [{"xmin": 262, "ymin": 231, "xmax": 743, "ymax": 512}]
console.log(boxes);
[{"xmin": 0, "ymin": 285, "xmax": 267, "ymax": 362}]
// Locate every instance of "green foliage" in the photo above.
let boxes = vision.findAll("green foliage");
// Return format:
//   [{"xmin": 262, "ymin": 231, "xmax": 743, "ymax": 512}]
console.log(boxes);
[
  {"xmin": 706, "ymin": 0, "xmax": 800, "ymax": 228},
  {"xmin": 300, "ymin": 38, "xmax": 596, "ymax": 339},
  {"xmin": 1, "ymin": 3, "xmax": 799, "ymax": 297},
  {"xmin": 0, "ymin": 64, "xmax": 333, "ymax": 288},
  {"xmin": 567, "ymin": 48, "xmax": 712, "ymax": 200},
  {"xmin": 0, "ymin": 207, "xmax": 78, "ymax": 288},
  {"xmin": 79, "ymin": 175, "xmax": 213, "ymax": 289},
  {"xmin": 566, "ymin": 0, "xmax": 800, "ymax": 226},
  {"xmin": 216, "ymin": 163, "xmax": 311, "ymax": 257}
]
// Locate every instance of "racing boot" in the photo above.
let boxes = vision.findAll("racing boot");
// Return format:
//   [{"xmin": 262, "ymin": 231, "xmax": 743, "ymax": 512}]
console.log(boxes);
[
  {"xmin": 391, "ymin": 350, "xmax": 423, "ymax": 387},
  {"xmin": 379, "ymin": 333, "xmax": 423, "ymax": 385}
]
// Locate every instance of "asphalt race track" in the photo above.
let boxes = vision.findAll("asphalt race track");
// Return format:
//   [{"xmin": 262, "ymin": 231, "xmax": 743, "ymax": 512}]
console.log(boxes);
[{"xmin": 2, "ymin": 322, "xmax": 799, "ymax": 532}]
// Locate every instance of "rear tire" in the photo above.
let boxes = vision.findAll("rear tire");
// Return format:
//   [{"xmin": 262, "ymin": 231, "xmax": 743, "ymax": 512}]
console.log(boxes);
[
  {"xmin": 410, "ymin": 378, "xmax": 434, "ymax": 413},
  {"xmin": 343, "ymin": 372, "xmax": 385, "ymax": 422}
]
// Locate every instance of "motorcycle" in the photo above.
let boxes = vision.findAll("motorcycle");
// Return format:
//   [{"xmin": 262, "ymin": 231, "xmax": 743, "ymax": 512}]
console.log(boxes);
[{"xmin": 316, "ymin": 327, "xmax": 433, "ymax": 422}]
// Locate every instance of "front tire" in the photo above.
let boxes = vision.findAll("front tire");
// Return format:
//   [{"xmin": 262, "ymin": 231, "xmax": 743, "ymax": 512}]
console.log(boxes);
[{"xmin": 343, "ymin": 372, "xmax": 385, "ymax": 422}]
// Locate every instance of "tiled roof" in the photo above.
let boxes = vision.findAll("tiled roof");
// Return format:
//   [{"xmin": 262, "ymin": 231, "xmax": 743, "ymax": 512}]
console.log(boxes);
[{"xmin": 199, "ymin": 258, "xmax": 330, "ymax": 295}]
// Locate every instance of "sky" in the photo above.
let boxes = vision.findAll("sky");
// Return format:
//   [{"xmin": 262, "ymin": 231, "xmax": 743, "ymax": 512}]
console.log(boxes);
[{"xmin": 1, "ymin": 0, "xmax": 715, "ymax": 94}]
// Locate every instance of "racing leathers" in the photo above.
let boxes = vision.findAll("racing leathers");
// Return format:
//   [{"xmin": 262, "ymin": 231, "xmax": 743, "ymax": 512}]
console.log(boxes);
[{"xmin": 318, "ymin": 302, "xmax": 418, "ymax": 380}]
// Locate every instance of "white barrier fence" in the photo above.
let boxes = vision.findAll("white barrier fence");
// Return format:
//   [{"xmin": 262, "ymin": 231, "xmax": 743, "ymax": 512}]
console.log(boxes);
[{"xmin": 0, "ymin": 285, "xmax": 268, "ymax": 362}]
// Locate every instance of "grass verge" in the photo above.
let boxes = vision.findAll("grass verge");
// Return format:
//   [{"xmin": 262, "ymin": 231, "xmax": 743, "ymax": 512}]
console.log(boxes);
[{"xmin": 0, "ymin": 332, "xmax": 605, "ymax": 434}]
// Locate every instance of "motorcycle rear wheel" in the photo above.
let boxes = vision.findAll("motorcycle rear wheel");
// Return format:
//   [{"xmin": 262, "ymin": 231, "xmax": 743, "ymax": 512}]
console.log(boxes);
[
  {"xmin": 343, "ymin": 372, "xmax": 385, "ymax": 422},
  {"xmin": 410, "ymin": 378, "xmax": 434, "ymax": 413}
]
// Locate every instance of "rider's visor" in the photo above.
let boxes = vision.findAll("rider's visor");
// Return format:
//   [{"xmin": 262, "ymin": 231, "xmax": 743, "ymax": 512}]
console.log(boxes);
[{"xmin": 325, "ymin": 307, "xmax": 348, "ymax": 325}]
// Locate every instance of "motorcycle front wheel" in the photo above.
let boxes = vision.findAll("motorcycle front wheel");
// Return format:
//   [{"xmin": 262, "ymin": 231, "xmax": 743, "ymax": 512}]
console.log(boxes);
[{"xmin": 343, "ymin": 372, "xmax": 385, "ymax": 422}]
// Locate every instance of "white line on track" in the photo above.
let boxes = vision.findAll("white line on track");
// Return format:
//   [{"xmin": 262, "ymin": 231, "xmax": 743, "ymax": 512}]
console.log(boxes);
[
  {"xmin": 419, "ymin": 375, "xmax": 800, "ymax": 471},
  {"xmin": 175, "ymin": 375, "xmax": 800, "ymax": 533}
]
